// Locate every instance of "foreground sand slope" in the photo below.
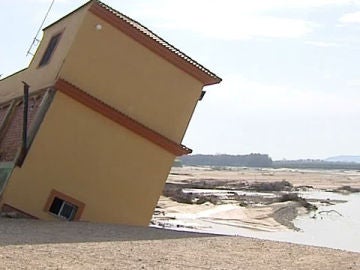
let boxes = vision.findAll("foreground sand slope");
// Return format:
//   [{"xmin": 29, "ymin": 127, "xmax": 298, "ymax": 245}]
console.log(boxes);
[{"xmin": 0, "ymin": 218, "xmax": 358, "ymax": 269}]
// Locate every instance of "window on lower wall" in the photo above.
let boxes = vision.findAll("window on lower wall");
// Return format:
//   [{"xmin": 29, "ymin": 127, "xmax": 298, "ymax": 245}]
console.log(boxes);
[
  {"xmin": 45, "ymin": 189, "xmax": 85, "ymax": 221},
  {"xmin": 49, "ymin": 197, "xmax": 78, "ymax": 220}
]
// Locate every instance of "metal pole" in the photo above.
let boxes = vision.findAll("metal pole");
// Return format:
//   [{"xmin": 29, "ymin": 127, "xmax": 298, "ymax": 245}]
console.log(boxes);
[
  {"xmin": 22, "ymin": 81, "xmax": 29, "ymax": 150},
  {"xmin": 16, "ymin": 81, "xmax": 30, "ymax": 167}
]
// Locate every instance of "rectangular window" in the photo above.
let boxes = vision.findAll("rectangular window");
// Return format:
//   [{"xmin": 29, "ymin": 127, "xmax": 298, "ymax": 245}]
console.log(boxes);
[
  {"xmin": 38, "ymin": 32, "xmax": 62, "ymax": 67},
  {"xmin": 49, "ymin": 197, "xmax": 78, "ymax": 220},
  {"xmin": 44, "ymin": 189, "xmax": 85, "ymax": 221}
]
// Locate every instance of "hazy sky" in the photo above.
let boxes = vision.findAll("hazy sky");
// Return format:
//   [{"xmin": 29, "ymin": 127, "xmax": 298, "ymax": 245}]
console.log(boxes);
[{"xmin": 1, "ymin": 0, "xmax": 360, "ymax": 160}]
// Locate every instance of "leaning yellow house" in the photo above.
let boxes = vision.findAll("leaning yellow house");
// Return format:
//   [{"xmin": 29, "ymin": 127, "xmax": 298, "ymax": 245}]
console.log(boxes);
[{"xmin": 0, "ymin": 0, "xmax": 221, "ymax": 225}]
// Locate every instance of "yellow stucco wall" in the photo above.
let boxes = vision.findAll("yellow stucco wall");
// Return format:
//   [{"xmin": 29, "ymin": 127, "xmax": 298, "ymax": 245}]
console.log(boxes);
[
  {"xmin": 1, "ymin": 3, "xmax": 210, "ymax": 225},
  {"xmin": 60, "ymin": 12, "xmax": 204, "ymax": 143},
  {"xmin": 1, "ymin": 92, "xmax": 175, "ymax": 225},
  {"xmin": 0, "ymin": 3, "xmax": 89, "ymax": 104}
]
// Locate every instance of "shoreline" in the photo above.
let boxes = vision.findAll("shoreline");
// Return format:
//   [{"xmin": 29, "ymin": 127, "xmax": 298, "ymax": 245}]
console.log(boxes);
[
  {"xmin": 153, "ymin": 196, "xmax": 303, "ymax": 232},
  {"xmin": 151, "ymin": 166, "xmax": 360, "ymax": 252}
]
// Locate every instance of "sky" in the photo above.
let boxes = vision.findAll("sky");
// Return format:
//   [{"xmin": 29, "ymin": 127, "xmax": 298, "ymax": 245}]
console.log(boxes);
[{"xmin": 1, "ymin": 0, "xmax": 360, "ymax": 160}]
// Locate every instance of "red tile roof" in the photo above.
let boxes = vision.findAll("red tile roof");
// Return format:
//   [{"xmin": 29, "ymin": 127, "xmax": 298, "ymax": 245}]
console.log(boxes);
[
  {"xmin": 90, "ymin": 1, "xmax": 221, "ymax": 86},
  {"xmin": 43, "ymin": 1, "xmax": 221, "ymax": 85}
]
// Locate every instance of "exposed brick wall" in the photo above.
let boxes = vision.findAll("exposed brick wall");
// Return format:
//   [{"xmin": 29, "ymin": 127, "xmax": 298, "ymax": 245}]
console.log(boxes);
[
  {"xmin": 0, "ymin": 105, "xmax": 9, "ymax": 124},
  {"xmin": 0, "ymin": 93, "xmax": 45, "ymax": 162}
]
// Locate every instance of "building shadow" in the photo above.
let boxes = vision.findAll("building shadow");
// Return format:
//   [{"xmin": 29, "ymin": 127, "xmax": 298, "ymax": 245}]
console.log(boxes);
[{"xmin": 0, "ymin": 218, "xmax": 218, "ymax": 246}]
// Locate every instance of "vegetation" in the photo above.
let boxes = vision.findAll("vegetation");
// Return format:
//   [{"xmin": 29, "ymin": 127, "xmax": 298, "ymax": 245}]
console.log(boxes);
[
  {"xmin": 273, "ymin": 159, "xmax": 360, "ymax": 170},
  {"xmin": 178, "ymin": 154, "xmax": 360, "ymax": 170}
]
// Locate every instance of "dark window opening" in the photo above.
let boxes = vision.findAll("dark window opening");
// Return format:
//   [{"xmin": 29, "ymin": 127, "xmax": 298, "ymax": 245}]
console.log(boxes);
[
  {"xmin": 49, "ymin": 197, "xmax": 63, "ymax": 214},
  {"xmin": 38, "ymin": 32, "xmax": 62, "ymax": 67},
  {"xmin": 49, "ymin": 196, "xmax": 78, "ymax": 221},
  {"xmin": 199, "ymin": 90, "xmax": 206, "ymax": 101}
]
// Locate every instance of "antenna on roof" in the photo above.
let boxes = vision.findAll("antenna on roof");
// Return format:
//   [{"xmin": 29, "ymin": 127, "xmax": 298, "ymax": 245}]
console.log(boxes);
[{"xmin": 26, "ymin": 0, "xmax": 56, "ymax": 56}]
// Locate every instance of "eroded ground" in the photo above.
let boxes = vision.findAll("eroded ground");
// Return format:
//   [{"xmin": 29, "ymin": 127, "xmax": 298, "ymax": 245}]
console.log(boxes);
[{"xmin": 152, "ymin": 166, "xmax": 360, "ymax": 233}]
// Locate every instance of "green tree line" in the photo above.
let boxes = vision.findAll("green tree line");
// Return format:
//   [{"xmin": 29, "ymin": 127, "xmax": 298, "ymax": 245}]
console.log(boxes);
[{"xmin": 178, "ymin": 154, "xmax": 360, "ymax": 170}]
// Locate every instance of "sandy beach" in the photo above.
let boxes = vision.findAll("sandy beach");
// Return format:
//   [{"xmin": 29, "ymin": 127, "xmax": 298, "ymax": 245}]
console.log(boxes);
[{"xmin": 0, "ymin": 218, "xmax": 359, "ymax": 269}]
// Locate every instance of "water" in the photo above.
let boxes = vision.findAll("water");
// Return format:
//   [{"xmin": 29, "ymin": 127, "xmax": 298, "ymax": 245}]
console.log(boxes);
[
  {"xmin": 157, "ymin": 190, "xmax": 360, "ymax": 252},
  {"xmin": 289, "ymin": 191, "xmax": 360, "ymax": 252},
  {"xmin": 233, "ymin": 191, "xmax": 360, "ymax": 252}
]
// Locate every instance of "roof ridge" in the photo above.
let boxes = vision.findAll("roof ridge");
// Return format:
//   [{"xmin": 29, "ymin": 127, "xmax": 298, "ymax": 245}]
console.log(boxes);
[
  {"xmin": 95, "ymin": 1, "xmax": 208, "ymax": 70},
  {"xmin": 92, "ymin": 1, "xmax": 221, "ymax": 85}
]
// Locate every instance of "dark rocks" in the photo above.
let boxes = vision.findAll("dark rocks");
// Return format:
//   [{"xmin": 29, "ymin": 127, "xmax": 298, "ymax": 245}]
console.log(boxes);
[
  {"xmin": 334, "ymin": 186, "xmax": 360, "ymax": 194},
  {"xmin": 278, "ymin": 193, "xmax": 318, "ymax": 211},
  {"xmin": 248, "ymin": 180, "xmax": 293, "ymax": 192}
]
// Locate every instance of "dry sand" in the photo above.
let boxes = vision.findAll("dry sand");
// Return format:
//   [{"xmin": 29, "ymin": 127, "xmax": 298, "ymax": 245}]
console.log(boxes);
[
  {"xmin": 168, "ymin": 166, "xmax": 360, "ymax": 190},
  {"xmin": 0, "ymin": 218, "xmax": 359, "ymax": 269}
]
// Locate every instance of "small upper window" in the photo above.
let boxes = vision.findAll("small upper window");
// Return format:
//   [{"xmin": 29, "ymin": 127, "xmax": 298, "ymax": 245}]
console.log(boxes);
[{"xmin": 38, "ymin": 32, "xmax": 62, "ymax": 67}]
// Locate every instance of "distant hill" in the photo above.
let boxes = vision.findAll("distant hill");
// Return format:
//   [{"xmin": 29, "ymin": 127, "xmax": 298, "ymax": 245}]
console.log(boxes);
[
  {"xmin": 326, "ymin": 155, "xmax": 360, "ymax": 163},
  {"xmin": 177, "ymin": 154, "xmax": 360, "ymax": 170}
]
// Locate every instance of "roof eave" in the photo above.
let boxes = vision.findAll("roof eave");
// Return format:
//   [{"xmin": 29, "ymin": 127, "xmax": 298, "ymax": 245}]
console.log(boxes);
[
  {"xmin": 90, "ymin": 1, "xmax": 222, "ymax": 86},
  {"xmin": 204, "ymin": 77, "xmax": 222, "ymax": 86}
]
